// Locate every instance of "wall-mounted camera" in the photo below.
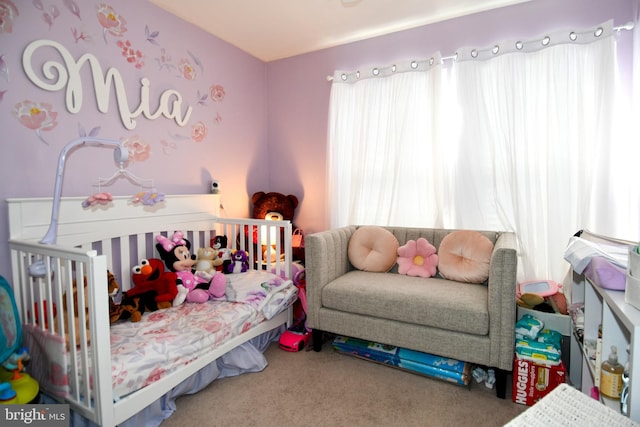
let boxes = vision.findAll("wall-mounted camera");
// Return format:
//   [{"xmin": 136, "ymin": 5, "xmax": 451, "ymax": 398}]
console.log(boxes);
[{"xmin": 211, "ymin": 180, "xmax": 220, "ymax": 194}]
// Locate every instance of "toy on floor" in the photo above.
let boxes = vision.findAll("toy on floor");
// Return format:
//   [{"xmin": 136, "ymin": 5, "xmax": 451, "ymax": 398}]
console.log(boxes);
[
  {"xmin": 0, "ymin": 275, "xmax": 40, "ymax": 404},
  {"xmin": 279, "ymin": 267, "xmax": 311, "ymax": 352}
]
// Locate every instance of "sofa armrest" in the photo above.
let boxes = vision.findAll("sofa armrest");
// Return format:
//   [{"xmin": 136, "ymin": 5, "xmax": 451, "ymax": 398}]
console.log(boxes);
[
  {"xmin": 487, "ymin": 231, "xmax": 518, "ymax": 370},
  {"xmin": 305, "ymin": 226, "xmax": 357, "ymax": 328}
]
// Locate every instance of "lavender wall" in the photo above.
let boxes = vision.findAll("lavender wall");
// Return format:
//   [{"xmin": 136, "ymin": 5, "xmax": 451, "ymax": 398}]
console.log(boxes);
[
  {"xmin": 0, "ymin": 1, "xmax": 268, "ymax": 279},
  {"xmin": 266, "ymin": 0, "xmax": 636, "ymax": 235}
]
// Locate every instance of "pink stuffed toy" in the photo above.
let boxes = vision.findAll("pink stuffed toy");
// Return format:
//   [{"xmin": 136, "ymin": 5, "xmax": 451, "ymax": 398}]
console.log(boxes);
[
  {"xmin": 156, "ymin": 231, "xmax": 226, "ymax": 304},
  {"xmin": 397, "ymin": 238, "xmax": 439, "ymax": 278}
]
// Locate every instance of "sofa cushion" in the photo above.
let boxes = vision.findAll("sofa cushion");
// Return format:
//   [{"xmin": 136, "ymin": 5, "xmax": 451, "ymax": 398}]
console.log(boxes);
[
  {"xmin": 438, "ymin": 230, "xmax": 494, "ymax": 284},
  {"xmin": 321, "ymin": 270, "xmax": 489, "ymax": 336},
  {"xmin": 397, "ymin": 238, "xmax": 438, "ymax": 278},
  {"xmin": 348, "ymin": 226, "xmax": 399, "ymax": 272}
]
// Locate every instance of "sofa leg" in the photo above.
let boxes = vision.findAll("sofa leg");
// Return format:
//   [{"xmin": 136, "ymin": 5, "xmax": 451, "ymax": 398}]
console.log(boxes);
[
  {"xmin": 495, "ymin": 368, "xmax": 508, "ymax": 399},
  {"xmin": 312, "ymin": 329, "xmax": 323, "ymax": 352}
]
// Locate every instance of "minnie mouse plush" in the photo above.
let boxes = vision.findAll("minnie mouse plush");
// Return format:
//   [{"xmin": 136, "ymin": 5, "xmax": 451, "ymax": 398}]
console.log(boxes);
[{"xmin": 156, "ymin": 231, "xmax": 226, "ymax": 304}]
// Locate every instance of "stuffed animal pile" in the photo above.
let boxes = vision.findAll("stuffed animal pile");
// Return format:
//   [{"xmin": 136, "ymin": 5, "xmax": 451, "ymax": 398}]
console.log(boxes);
[
  {"xmin": 155, "ymin": 231, "xmax": 227, "ymax": 304},
  {"xmin": 110, "ymin": 258, "xmax": 182, "ymax": 323}
]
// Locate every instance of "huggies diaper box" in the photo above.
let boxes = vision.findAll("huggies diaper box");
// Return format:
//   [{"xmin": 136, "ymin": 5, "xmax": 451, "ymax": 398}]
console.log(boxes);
[{"xmin": 512, "ymin": 356, "xmax": 567, "ymax": 406}]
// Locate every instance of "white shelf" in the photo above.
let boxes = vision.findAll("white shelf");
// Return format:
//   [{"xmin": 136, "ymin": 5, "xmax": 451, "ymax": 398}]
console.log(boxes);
[{"xmin": 569, "ymin": 270, "xmax": 640, "ymax": 422}]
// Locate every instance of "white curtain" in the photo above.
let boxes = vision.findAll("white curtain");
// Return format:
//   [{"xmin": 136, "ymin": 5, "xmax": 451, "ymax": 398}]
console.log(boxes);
[
  {"xmin": 327, "ymin": 21, "xmax": 640, "ymax": 282},
  {"xmin": 450, "ymin": 21, "xmax": 626, "ymax": 282},
  {"xmin": 328, "ymin": 56, "xmax": 443, "ymax": 228}
]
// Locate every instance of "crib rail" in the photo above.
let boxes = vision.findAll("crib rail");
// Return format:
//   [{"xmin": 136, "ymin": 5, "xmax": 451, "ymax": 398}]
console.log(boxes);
[{"xmin": 8, "ymin": 239, "xmax": 113, "ymax": 425}]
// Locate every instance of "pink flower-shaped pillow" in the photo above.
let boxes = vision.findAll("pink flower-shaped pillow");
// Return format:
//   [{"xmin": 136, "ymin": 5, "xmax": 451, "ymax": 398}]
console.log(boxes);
[{"xmin": 397, "ymin": 238, "xmax": 438, "ymax": 278}]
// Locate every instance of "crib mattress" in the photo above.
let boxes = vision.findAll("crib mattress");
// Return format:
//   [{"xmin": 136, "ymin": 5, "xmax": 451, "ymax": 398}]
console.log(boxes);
[
  {"xmin": 110, "ymin": 300, "xmax": 264, "ymax": 398},
  {"xmin": 24, "ymin": 273, "xmax": 297, "ymax": 400}
]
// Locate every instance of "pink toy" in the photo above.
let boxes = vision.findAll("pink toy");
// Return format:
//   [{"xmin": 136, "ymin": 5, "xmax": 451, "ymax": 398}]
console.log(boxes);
[
  {"xmin": 155, "ymin": 231, "xmax": 226, "ymax": 303},
  {"xmin": 279, "ymin": 323, "xmax": 311, "ymax": 352},
  {"xmin": 81, "ymin": 192, "xmax": 113, "ymax": 208},
  {"xmin": 397, "ymin": 238, "xmax": 439, "ymax": 278}
]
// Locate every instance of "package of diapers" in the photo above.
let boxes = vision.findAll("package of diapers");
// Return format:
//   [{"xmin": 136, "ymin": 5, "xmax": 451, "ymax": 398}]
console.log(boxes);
[{"xmin": 515, "ymin": 314, "xmax": 544, "ymax": 340}]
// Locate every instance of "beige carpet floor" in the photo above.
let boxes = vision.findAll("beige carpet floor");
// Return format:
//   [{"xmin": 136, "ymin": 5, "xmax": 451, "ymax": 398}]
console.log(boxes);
[{"xmin": 161, "ymin": 338, "xmax": 527, "ymax": 427}]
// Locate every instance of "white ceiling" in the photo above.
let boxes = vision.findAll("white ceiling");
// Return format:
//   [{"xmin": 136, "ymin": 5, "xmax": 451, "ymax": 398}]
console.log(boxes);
[{"xmin": 148, "ymin": 0, "xmax": 532, "ymax": 62}]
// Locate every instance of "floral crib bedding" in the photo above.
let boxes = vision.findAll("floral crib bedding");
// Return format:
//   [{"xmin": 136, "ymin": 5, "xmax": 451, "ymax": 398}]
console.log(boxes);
[{"xmin": 23, "ymin": 271, "xmax": 297, "ymax": 400}]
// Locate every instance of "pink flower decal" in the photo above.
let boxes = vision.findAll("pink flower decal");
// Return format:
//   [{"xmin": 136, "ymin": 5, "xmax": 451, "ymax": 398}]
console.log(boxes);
[
  {"xmin": 191, "ymin": 121, "xmax": 207, "ymax": 142},
  {"xmin": 122, "ymin": 134, "xmax": 150, "ymax": 162},
  {"xmin": 96, "ymin": 3, "xmax": 127, "ymax": 43},
  {"xmin": 397, "ymin": 238, "xmax": 438, "ymax": 278},
  {"xmin": 178, "ymin": 58, "xmax": 196, "ymax": 80},
  {"xmin": 0, "ymin": 0, "xmax": 18, "ymax": 34},
  {"xmin": 117, "ymin": 40, "xmax": 144, "ymax": 69},
  {"xmin": 209, "ymin": 84, "xmax": 225, "ymax": 102},
  {"xmin": 13, "ymin": 100, "xmax": 58, "ymax": 144}
]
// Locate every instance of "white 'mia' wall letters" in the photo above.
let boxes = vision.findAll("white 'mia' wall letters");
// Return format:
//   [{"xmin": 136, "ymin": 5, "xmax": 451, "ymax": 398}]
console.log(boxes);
[{"xmin": 22, "ymin": 39, "xmax": 192, "ymax": 130}]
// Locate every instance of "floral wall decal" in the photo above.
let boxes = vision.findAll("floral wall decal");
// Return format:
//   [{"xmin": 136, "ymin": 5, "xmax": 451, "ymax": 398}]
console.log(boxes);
[
  {"xmin": 122, "ymin": 134, "xmax": 151, "ymax": 162},
  {"xmin": 3, "ymin": 0, "xmax": 235, "ymax": 191},
  {"xmin": 160, "ymin": 139, "xmax": 176, "ymax": 155},
  {"xmin": 0, "ymin": 54, "xmax": 8, "ymax": 82},
  {"xmin": 71, "ymin": 27, "xmax": 90, "ymax": 43},
  {"xmin": 145, "ymin": 25, "xmax": 159, "ymax": 45},
  {"xmin": 0, "ymin": 0, "xmax": 19, "ymax": 33},
  {"xmin": 78, "ymin": 123, "xmax": 101, "ymax": 138},
  {"xmin": 191, "ymin": 121, "xmax": 206, "ymax": 142},
  {"xmin": 63, "ymin": 0, "xmax": 81, "ymax": 20},
  {"xmin": 210, "ymin": 84, "xmax": 225, "ymax": 102},
  {"xmin": 196, "ymin": 89, "xmax": 208, "ymax": 106},
  {"xmin": 12, "ymin": 100, "xmax": 58, "ymax": 144},
  {"xmin": 33, "ymin": 0, "xmax": 60, "ymax": 30},
  {"xmin": 96, "ymin": 3, "xmax": 127, "ymax": 44},
  {"xmin": 155, "ymin": 48, "xmax": 174, "ymax": 72},
  {"xmin": 187, "ymin": 50, "xmax": 203, "ymax": 73},
  {"xmin": 117, "ymin": 39, "xmax": 144, "ymax": 68},
  {"xmin": 177, "ymin": 58, "xmax": 196, "ymax": 80}
]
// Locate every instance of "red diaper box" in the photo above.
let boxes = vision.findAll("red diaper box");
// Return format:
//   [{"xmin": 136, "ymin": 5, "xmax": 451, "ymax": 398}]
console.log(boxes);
[{"xmin": 512, "ymin": 356, "xmax": 567, "ymax": 406}]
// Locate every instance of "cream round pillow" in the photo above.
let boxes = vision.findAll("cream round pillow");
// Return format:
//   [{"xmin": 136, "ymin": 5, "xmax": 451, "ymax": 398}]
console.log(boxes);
[
  {"xmin": 348, "ymin": 226, "xmax": 399, "ymax": 272},
  {"xmin": 438, "ymin": 230, "xmax": 494, "ymax": 284}
]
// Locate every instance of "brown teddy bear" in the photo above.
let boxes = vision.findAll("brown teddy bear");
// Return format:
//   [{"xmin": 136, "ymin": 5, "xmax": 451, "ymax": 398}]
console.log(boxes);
[
  {"xmin": 251, "ymin": 191, "xmax": 299, "ymax": 222},
  {"xmin": 250, "ymin": 191, "xmax": 303, "ymax": 262}
]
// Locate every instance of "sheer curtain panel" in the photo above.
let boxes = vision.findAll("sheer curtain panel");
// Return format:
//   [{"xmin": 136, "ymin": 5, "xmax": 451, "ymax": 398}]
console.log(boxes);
[
  {"xmin": 451, "ymin": 20, "xmax": 623, "ymax": 281},
  {"xmin": 328, "ymin": 55, "xmax": 443, "ymax": 228}
]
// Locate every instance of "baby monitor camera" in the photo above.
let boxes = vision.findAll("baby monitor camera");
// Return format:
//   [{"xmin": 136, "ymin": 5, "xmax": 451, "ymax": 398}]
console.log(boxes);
[{"xmin": 211, "ymin": 180, "xmax": 220, "ymax": 194}]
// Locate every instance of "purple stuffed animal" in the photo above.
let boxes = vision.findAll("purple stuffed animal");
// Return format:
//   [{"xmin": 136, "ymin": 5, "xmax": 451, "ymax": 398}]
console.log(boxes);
[{"xmin": 226, "ymin": 250, "xmax": 249, "ymax": 274}]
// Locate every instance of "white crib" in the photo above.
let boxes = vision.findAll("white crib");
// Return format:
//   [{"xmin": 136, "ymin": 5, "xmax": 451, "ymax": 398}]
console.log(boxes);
[{"xmin": 6, "ymin": 194, "xmax": 294, "ymax": 426}]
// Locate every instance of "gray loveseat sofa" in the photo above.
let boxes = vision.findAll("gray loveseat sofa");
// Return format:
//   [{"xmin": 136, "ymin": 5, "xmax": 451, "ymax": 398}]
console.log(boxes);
[{"xmin": 305, "ymin": 226, "xmax": 518, "ymax": 398}]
